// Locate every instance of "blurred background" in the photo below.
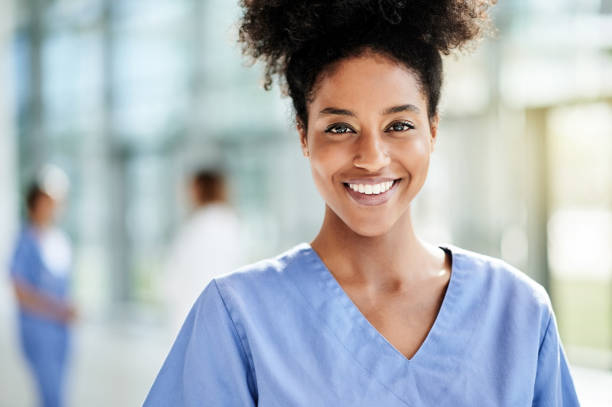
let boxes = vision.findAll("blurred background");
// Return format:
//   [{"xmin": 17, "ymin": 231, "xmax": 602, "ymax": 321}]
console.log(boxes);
[{"xmin": 0, "ymin": 0, "xmax": 611, "ymax": 405}]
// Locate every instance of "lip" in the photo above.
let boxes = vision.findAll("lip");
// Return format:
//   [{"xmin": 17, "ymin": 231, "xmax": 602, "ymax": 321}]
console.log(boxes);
[
  {"xmin": 343, "ymin": 177, "xmax": 398, "ymax": 185},
  {"xmin": 343, "ymin": 179, "xmax": 401, "ymax": 206}
]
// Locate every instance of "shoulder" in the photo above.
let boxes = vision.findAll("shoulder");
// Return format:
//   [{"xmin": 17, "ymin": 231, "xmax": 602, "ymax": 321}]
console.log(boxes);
[
  {"xmin": 448, "ymin": 245, "xmax": 552, "ymax": 316},
  {"xmin": 212, "ymin": 243, "xmax": 311, "ymax": 299},
  {"xmin": 15, "ymin": 225, "xmax": 35, "ymax": 243},
  {"xmin": 12, "ymin": 226, "xmax": 38, "ymax": 256},
  {"xmin": 10, "ymin": 227, "xmax": 41, "ymax": 278},
  {"xmin": 189, "ymin": 243, "xmax": 313, "ymax": 335}
]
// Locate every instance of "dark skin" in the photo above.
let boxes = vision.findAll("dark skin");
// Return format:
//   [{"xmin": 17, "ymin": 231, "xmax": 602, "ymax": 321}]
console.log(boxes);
[
  {"xmin": 189, "ymin": 178, "xmax": 227, "ymax": 208},
  {"xmin": 298, "ymin": 51, "xmax": 451, "ymax": 360},
  {"xmin": 12, "ymin": 193, "xmax": 77, "ymax": 324}
]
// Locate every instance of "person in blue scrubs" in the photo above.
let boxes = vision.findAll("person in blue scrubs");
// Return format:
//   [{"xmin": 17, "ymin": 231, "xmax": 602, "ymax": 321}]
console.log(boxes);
[
  {"xmin": 145, "ymin": 1, "xmax": 580, "ymax": 405},
  {"xmin": 10, "ymin": 173, "xmax": 76, "ymax": 407}
]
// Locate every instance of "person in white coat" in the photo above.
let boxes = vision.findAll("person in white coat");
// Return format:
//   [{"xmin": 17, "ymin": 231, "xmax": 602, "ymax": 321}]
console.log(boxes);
[{"xmin": 164, "ymin": 169, "xmax": 244, "ymax": 334}]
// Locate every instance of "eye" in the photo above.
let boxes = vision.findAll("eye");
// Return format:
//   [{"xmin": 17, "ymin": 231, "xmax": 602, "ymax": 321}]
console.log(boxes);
[
  {"xmin": 325, "ymin": 123, "xmax": 355, "ymax": 134},
  {"xmin": 385, "ymin": 121, "xmax": 415, "ymax": 133}
]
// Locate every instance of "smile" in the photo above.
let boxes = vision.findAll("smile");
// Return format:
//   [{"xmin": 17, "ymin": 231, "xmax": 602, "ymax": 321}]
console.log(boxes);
[
  {"xmin": 347, "ymin": 181, "xmax": 393, "ymax": 195},
  {"xmin": 342, "ymin": 179, "xmax": 401, "ymax": 206}
]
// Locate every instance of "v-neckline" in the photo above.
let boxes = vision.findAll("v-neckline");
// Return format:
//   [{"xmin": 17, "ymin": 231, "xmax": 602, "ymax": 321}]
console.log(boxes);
[
  {"xmin": 304, "ymin": 243, "xmax": 457, "ymax": 364},
  {"xmin": 285, "ymin": 242, "xmax": 475, "ymax": 405}
]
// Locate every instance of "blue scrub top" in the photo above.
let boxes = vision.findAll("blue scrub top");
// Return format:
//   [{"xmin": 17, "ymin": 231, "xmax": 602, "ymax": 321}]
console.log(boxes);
[
  {"xmin": 10, "ymin": 226, "xmax": 72, "ymax": 319},
  {"xmin": 145, "ymin": 243, "xmax": 580, "ymax": 406}
]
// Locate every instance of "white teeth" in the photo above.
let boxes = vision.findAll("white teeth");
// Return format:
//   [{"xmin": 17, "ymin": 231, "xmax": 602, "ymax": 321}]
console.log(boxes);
[{"xmin": 347, "ymin": 180, "xmax": 395, "ymax": 195}]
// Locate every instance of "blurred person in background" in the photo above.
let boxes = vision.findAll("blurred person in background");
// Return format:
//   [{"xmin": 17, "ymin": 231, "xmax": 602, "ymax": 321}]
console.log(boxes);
[
  {"xmin": 9, "ymin": 165, "xmax": 76, "ymax": 407},
  {"xmin": 164, "ymin": 168, "xmax": 244, "ymax": 334}
]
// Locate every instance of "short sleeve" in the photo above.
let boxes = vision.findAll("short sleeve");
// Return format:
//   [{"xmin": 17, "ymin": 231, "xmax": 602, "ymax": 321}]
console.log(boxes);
[
  {"xmin": 9, "ymin": 231, "xmax": 40, "ymax": 285},
  {"xmin": 144, "ymin": 280, "xmax": 257, "ymax": 406},
  {"xmin": 532, "ymin": 312, "xmax": 581, "ymax": 406}
]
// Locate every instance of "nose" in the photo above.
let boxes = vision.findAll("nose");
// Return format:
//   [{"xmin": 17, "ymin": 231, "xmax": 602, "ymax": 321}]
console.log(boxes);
[{"xmin": 353, "ymin": 131, "xmax": 391, "ymax": 172}]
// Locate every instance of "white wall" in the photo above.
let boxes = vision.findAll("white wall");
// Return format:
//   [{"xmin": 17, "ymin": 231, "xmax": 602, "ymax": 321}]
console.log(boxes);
[
  {"xmin": 0, "ymin": 0, "xmax": 18, "ymax": 263},
  {"xmin": 0, "ymin": 2, "xmax": 30, "ymax": 405}
]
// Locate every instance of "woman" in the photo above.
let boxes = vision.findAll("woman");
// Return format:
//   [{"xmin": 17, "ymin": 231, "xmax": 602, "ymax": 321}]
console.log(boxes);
[
  {"xmin": 145, "ymin": 1, "xmax": 580, "ymax": 405},
  {"xmin": 10, "ymin": 169, "xmax": 75, "ymax": 407}
]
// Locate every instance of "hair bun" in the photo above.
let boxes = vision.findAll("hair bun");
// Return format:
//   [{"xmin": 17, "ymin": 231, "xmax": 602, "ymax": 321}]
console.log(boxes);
[
  {"xmin": 239, "ymin": 0, "xmax": 495, "ymax": 91},
  {"xmin": 240, "ymin": 1, "xmax": 494, "ymax": 52}
]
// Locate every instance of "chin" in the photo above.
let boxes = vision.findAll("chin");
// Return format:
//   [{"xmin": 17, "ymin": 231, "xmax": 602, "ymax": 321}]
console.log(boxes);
[{"xmin": 344, "ymin": 218, "xmax": 395, "ymax": 238}]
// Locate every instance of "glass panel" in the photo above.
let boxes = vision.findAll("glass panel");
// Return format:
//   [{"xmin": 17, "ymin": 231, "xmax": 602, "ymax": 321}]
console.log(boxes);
[
  {"xmin": 111, "ymin": 3, "xmax": 189, "ymax": 145},
  {"xmin": 43, "ymin": 29, "xmax": 104, "ymax": 135},
  {"xmin": 126, "ymin": 154, "xmax": 172, "ymax": 302},
  {"xmin": 548, "ymin": 103, "xmax": 612, "ymax": 353}
]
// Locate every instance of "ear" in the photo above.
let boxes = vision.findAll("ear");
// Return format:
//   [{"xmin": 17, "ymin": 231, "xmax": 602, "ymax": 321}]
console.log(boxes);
[
  {"xmin": 429, "ymin": 115, "xmax": 439, "ymax": 153},
  {"xmin": 297, "ymin": 121, "xmax": 309, "ymax": 158}
]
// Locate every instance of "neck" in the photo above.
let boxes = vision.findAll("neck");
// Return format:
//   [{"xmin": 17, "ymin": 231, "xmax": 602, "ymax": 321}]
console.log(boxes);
[
  {"xmin": 29, "ymin": 218, "xmax": 50, "ymax": 231},
  {"xmin": 311, "ymin": 205, "xmax": 444, "ymax": 287}
]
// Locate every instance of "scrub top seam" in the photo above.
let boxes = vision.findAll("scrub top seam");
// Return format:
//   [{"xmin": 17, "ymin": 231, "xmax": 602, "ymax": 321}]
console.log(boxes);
[
  {"xmin": 212, "ymin": 279, "xmax": 259, "ymax": 399},
  {"xmin": 286, "ymin": 247, "xmax": 414, "ymax": 407},
  {"xmin": 406, "ymin": 245, "xmax": 456, "ymax": 365},
  {"xmin": 432, "ymin": 251, "xmax": 503, "ymax": 407},
  {"xmin": 537, "ymin": 311, "xmax": 553, "ymax": 355}
]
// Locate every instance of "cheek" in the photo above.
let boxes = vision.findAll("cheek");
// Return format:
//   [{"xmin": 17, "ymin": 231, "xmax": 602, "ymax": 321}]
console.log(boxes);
[
  {"xmin": 398, "ymin": 137, "xmax": 431, "ymax": 167},
  {"xmin": 308, "ymin": 144, "xmax": 348, "ymax": 190},
  {"xmin": 408, "ymin": 140, "xmax": 433, "ymax": 189}
]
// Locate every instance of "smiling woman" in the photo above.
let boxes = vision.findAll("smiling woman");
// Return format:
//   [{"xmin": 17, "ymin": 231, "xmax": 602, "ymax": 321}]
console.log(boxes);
[
  {"xmin": 301, "ymin": 53, "xmax": 435, "ymax": 238},
  {"xmin": 144, "ymin": 1, "xmax": 580, "ymax": 406}
]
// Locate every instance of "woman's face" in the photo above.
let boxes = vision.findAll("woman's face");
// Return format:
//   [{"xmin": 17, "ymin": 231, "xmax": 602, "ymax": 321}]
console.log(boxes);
[
  {"xmin": 299, "ymin": 52, "xmax": 438, "ymax": 237},
  {"xmin": 30, "ymin": 193, "xmax": 57, "ymax": 228}
]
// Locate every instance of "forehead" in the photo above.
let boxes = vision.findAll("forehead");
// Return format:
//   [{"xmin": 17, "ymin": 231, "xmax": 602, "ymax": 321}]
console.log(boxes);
[
  {"xmin": 309, "ymin": 52, "xmax": 426, "ymax": 115},
  {"xmin": 33, "ymin": 193, "xmax": 54, "ymax": 206}
]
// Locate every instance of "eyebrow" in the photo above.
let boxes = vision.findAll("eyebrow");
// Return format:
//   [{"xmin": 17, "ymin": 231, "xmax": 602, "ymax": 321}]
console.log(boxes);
[
  {"xmin": 319, "ymin": 107, "xmax": 355, "ymax": 117},
  {"xmin": 382, "ymin": 104, "xmax": 420, "ymax": 115},
  {"xmin": 318, "ymin": 104, "xmax": 420, "ymax": 117}
]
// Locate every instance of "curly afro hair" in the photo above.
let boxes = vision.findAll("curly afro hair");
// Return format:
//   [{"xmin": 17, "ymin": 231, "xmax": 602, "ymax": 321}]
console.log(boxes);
[{"xmin": 238, "ymin": 0, "xmax": 496, "ymax": 128}]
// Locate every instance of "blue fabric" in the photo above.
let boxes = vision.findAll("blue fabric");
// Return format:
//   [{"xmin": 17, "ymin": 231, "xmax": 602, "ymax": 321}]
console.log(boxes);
[
  {"xmin": 10, "ymin": 227, "xmax": 41, "ymax": 286},
  {"xmin": 18, "ymin": 314, "xmax": 70, "ymax": 407},
  {"xmin": 145, "ymin": 243, "xmax": 580, "ymax": 406},
  {"xmin": 10, "ymin": 226, "xmax": 71, "ymax": 407},
  {"xmin": 10, "ymin": 226, "xmax": 70, "ymax": 299}
]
